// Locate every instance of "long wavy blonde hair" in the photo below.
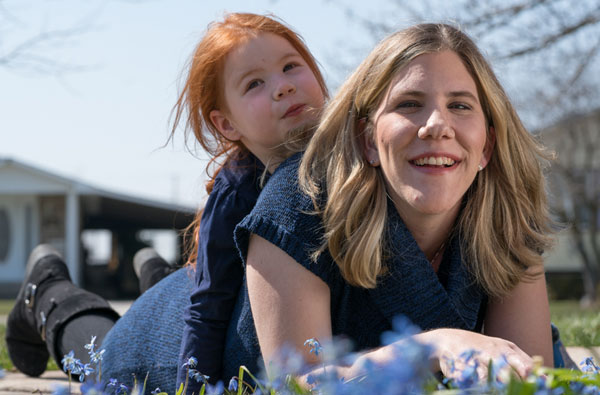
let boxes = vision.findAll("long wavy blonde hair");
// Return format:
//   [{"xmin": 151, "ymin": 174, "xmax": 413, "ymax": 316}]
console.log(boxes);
[{"xmin": 299, "ymin": 23, "xmax": 553, "ymax": 298}]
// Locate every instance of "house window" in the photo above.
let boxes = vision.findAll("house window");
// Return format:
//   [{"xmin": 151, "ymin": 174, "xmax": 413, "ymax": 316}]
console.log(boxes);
[{"xmin": 0, "ymin": 209, "xmax": 10, "ymax": 263}]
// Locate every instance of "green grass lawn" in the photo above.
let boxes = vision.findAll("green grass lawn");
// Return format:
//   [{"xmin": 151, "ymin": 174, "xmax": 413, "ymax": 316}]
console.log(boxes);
[
  {"xmin": 550, "ymin": 300, "xmax": 600, "ymax": 347},
  {"xmin": 0, "ymin": 300, "xmax": 598, "ymax": 373}
]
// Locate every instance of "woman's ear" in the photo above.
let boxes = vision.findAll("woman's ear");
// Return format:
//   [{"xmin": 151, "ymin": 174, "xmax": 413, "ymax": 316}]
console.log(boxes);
[
  {"xmin": 480, "ymin": 126, "xmax": 496, "ymax": 169},
  {"xmin": 359, "ymin": 119, "xmax": 380, "ymax": 166},
  {"xmin": 209, "ymin": 110, "xmax": 242, "ymax": 141}
]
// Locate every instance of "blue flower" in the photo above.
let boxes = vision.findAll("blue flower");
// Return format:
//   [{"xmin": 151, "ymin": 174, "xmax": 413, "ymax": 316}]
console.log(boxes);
[
  {"xmin": 90, "ymin": 348, "xmax": 105, "ymax": 364},
  {"xmin": 581, "ymin": 357, "xmax": 600, "ymax": 373},
  {"xmin": 182, "ymin": 356, "xmax": 198, "ymax": 369},
  {"xmin": 304, "ymin": 338, "xmax": 323, "ymax": 356},
  {"xmin": 51, "ymin": 384, "xmax": 71, "ymax": 395},
  {"xmin": 205, "ymin": 381, "xmax": 224, "ymax": 395},
  {"xmin": 189, "ymin": 369, "xmax": 209, "ymax": 383},
  {"xmin": 61, "ymin": 350, "xmax": 76, "ymax": 372},
  {"xmin": 227, "ymin": 377, "xmax": 238, "ymax": 392},
  {"xmin": 84, "ymin": 336, "xmax": 97, "ymax": 352},
  {"xmin": 116, "ymin": 383, "xmax": 129, "ymax": 394},
  {"xmin": 80, "ymin": 381, "xmax": 104, "ymax": 395},
  {"xmin": 70, "ymin": 360, "xmax": 84, "ymax": 376},
  {"xmin": 82, "ymin": 363, "xmax": 94, "ymax": 377},
  {"xmin": 106, "ymin": 378, "xmax": 118, "ymax": 388},
  {"xmin": 150, "ymin": 388, "xmax": 162, "ymax": 395}
]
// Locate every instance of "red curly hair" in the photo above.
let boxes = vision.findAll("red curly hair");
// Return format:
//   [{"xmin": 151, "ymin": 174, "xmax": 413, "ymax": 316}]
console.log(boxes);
[{"xmin": 171, "ymin": 13, "xmax": 327, "ymax": 268}]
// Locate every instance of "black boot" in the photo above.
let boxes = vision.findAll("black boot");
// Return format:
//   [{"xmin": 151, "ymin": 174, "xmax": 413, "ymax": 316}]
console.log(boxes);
[
  {"xmin": 6, "ymin": 245, "xmax": 120, "ymax": 377},
  {"xmin": 133, "ymin": 247, "xmax": 176, "ymax": 294}
]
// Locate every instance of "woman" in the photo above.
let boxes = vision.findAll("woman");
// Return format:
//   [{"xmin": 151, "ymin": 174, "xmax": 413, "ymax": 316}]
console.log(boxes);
[{"xmin": 223, "ymin": 23, "xmax": 555, "ymax": 382}]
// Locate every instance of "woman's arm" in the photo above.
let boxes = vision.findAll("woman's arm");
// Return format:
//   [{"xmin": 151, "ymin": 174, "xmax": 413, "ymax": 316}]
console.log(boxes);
[
  {"xmin": 483, "ymin": 272, "xmax": 553, "ymax": 367},
  {"xmin": 246, "ymin": 234, "xmax": 332, "ymax": 369},
  {"xmin": 246, "ymin": 234, "xmax": 547, "ymax": 383}
]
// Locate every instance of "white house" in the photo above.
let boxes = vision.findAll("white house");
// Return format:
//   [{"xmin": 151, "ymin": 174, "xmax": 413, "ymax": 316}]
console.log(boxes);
[{"xmin": 0, "ymin": 157, "xmax": 195, "ymax": 298}]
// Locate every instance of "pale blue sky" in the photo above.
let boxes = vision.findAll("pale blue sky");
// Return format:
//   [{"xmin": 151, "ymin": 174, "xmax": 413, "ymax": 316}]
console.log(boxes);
[{"xmin": 0, "ymin": 0, "xmax": 484, "ymax": 208}]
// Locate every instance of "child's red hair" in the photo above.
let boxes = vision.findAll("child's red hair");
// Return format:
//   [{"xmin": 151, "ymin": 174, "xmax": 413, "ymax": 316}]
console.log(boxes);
[{"xmin": 171, "ymin": 13, "xmax": 327, "ymax": 267}]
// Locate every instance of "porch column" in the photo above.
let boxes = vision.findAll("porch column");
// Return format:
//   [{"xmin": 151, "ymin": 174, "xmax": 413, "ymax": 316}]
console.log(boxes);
[{"xmin": 65, "ymin": 190, "xmax": 80, "ymax": 285}]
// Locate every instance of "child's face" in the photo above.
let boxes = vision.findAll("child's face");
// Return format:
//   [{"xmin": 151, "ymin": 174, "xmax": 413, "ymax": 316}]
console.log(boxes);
[{"xmin": 210, "ymin": 33, "xmax": 325, "ymax": 167}]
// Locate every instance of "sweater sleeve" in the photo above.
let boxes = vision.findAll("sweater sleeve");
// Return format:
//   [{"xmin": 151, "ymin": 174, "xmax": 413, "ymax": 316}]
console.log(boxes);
[
  {"xmin": 177, "ymin": 172, "xmax": 259, "ymax": 388},
  {"xmin": 234, "ymin": 154, "xmax": 339, "ymax": 288}
]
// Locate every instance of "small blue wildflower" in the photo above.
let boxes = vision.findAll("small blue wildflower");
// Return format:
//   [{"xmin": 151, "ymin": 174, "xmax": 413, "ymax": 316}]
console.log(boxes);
[
  {"xmin": 581, "ymin": 357, "xmax": 600, "ymax": 373},
  {"xmin": 205, "ymin": 381, "xmax": 224, "ymax": 395},
  {"xmin": 189, "ymin": 368, "xmax": 209, "ymax": 383},
  {"xmin": 90, "ymin": 348, "xmax": 105, "ymax": 364},
  {"xmin": 106, "ymin": 378, "xmax": 118, "ymax": 389},
  {"xmin": 182, "ymin": 356, "xmax": 198, "ymax": 369},
  {"xmin": 306, "ymin": 374, "xmax": 317, "ymax": 385},
  {"xmin": 70, "ymin": 359, "xmax": 84, "ymax": 376},
  {"xmin": 116, "ymin": 383, "xmax": 129, "ymax": 394},
  {"xmin": 457, "ymin": 363, "xmax": 479, "ymax": 388},
  {"xmin": 61, "ymin": 350, "xmax": 76, "ymax": 372},
  {"xmin": 227, "ymin": 377, "xmax": 238, "ymax": 392},
  {"xmin": 81, "ymin": 363, "xmax": 94, "ymax": 379},
  {"xmin": 150, "ymin": 388, "xmax": 162, "ymax": 395},
  {"xmin": 80, "ymin": 381, "xmax": 104, "ymax": 395},
  {"xmin": 304, "ymin": 338, "xmax": 323, "ymax": 356},
  {"xmin": 51, "ymin": 384, "xmax": 71, "ymax": 395},
  {"xmin": 84, "ymin": 336, "xmax": 97, "ymax": 352},
  {"xmin": 459, "ymin": 349, "xmax": 478, "ymax": 362}
]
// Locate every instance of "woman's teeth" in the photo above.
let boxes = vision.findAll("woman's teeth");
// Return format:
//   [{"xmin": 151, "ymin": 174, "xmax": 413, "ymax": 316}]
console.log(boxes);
[{"xmin": 412, "ymin": 157, "xmax": 456, "ymax": 167}]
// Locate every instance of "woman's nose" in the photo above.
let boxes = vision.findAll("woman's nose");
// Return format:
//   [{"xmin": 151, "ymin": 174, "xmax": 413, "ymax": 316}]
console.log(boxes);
[
  {"xmin": 273, "ymin": 78, "xmax": 296, "ymax": 100},
  {"xmin": 417, "ymin": 108, "xmax": 455, "ymax": 140}
]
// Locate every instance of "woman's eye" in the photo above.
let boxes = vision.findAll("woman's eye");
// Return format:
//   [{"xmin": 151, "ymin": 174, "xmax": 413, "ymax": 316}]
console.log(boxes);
[
  {"xmin": 450, "ymin": 102, "xmax": 472, "ymax": 110},
  {"xmin": 396, "ymin": 101, "xmax": 421, "ymax": 109},
  {"xmin": 246, "ymin": 79, "xmax": 263, "ymax": 92},
  {"xmin": 283, "ymin": 63, "xmax": 297, "ymax": 72}
]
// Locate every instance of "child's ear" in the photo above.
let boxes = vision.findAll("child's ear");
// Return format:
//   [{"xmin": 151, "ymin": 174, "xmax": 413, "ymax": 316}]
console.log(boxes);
[{"xmin": 209, "ymin": 110, "xmax": 242, "ymax": 141}]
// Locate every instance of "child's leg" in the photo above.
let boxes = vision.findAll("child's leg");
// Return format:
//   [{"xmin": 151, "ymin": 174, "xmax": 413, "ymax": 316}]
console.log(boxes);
[
  {"xmin": 133, "ymin": 247, "xmax": 177, "ymax": 294},
  {"xmin": 6, "ymin": 245, "xmax": 120, "ymax": 377}
]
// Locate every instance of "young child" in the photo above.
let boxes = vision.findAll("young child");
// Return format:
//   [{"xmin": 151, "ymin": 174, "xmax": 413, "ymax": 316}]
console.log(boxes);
[
  {"xmin": 5, "ymin": 12, "xmax": 328, "ymax": 393},
  {"xmin": 169, "ymin": 12, "xmax": 328, "ymax": 389}
]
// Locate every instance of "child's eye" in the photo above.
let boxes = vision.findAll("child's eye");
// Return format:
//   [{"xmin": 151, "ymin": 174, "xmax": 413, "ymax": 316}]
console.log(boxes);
[
  {"xmin": 246, "ymin": 79, "xmax": 263, "ymax": 92},
  {"xmin": 283, "ymin": 63, "xmax": 298, "ymax": 72}
]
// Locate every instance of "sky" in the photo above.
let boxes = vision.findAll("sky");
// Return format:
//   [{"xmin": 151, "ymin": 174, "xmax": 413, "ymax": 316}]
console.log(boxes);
[
  {"xmin": 3, "ymin": 0, "xmax": 545, "ymax": 210},
  {"xmin": 1, "ymin": 0, "xmax": 389, "ymax": 209}
]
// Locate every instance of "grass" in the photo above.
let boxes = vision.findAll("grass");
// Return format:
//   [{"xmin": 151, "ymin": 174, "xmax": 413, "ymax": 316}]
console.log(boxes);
[
  {"xmin": 550, "ymin": 300, "xmax": 600, "ymax": 347},
  {"xmin": 0, "ymin": 300, "xmax": 598, "ymax": 374}
]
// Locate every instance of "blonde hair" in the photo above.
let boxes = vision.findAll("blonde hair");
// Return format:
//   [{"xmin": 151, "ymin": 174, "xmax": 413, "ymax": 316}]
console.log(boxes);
[
  {"xmin": 171, "ymin": 13, "xmax": 328, "ymax": 267},
  {"xmin": 299, "ymin": 23, "xmax": 553, "ymax": 298}
]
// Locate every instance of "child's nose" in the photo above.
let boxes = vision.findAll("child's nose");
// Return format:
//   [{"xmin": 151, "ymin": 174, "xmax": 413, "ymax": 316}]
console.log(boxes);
[{"xmin": 273, "ymin": 79, "xmax": 296, "ymax": 100}]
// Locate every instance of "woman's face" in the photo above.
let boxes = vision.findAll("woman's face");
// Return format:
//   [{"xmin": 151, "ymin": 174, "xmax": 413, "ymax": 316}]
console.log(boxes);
[{"xmin": 363, "ymin": 50, "xmax": 494, "ymax": 222}]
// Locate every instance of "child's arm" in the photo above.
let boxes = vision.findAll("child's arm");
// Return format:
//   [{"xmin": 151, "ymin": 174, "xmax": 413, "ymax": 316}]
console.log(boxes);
[{"xmin": 177, "ymin": 166, "xmax": 262, "ymax": 388}]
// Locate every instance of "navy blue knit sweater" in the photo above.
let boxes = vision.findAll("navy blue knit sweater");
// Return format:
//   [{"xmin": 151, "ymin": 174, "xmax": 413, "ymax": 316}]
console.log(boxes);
[{"xmin": 223, "ymin": 153, "xmax": 486, "ymax": 380}]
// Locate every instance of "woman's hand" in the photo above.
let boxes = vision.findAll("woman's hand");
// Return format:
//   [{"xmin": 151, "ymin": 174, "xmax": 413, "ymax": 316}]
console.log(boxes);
[{"xmin": 416, "ymin": 328, "xmax": 533, "ymax": 381}]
